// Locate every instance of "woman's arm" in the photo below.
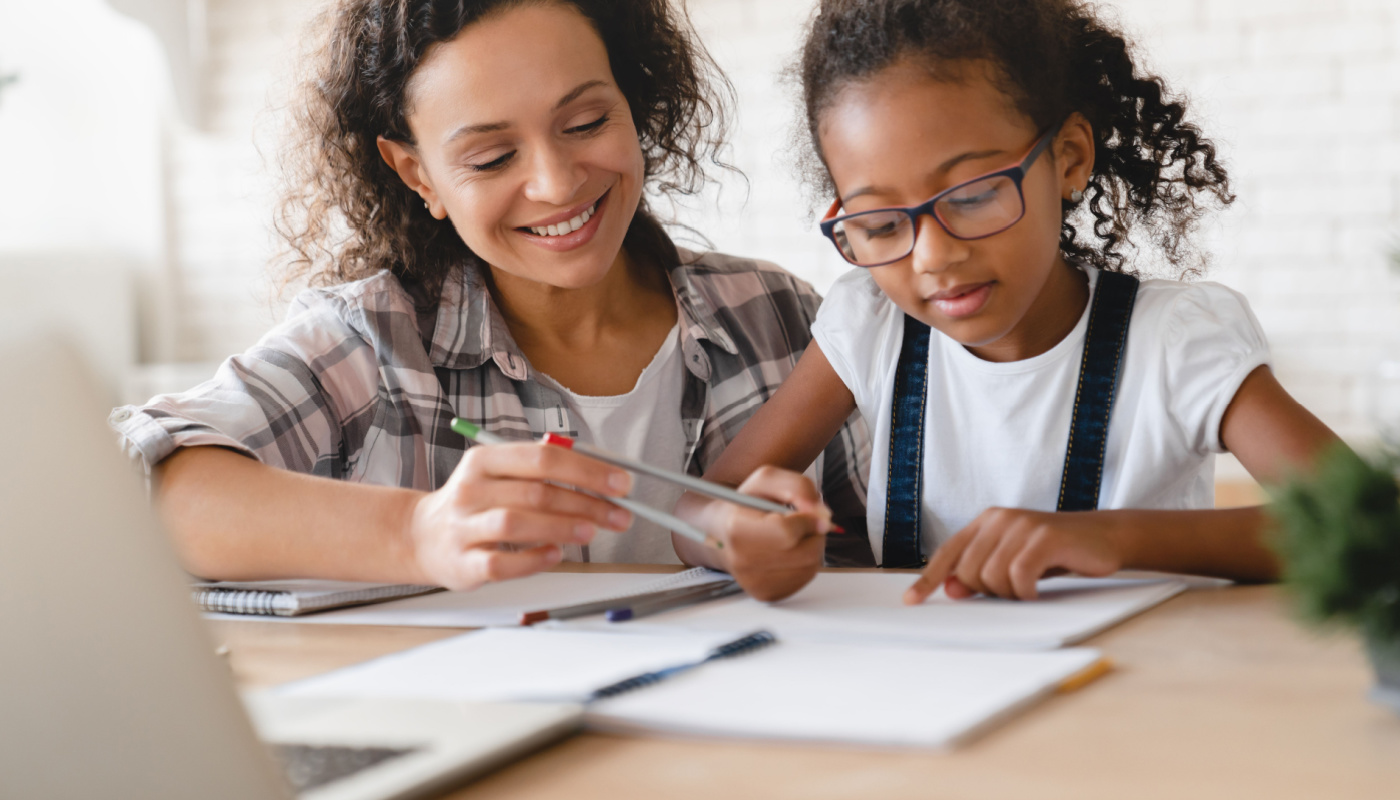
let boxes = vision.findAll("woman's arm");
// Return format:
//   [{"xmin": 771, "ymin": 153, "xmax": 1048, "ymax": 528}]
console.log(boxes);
[
  {"xmin": 157, "ymin": 441, "xmax": 635, "ymax": 590},
  {"xmin": 906, "ymin": 366, "xmax": 1344, "ymax": 602},
  {"xmin": 673, "ymin": 343, "xmax": 859, "ymax": 600}
]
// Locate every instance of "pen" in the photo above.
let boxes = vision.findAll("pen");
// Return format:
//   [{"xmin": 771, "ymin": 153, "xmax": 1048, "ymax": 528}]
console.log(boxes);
[
  {"xmin": 449, "ymin": 418, "xmax": 723, "ymax": 550},
  {"xmin": 518, "ymin": 577, "xmax": 734, "ymax": 625},
  {"xmin": 585, "ymin": 630, "xmax": 777, "ymax": 702},
  {"xmin": 606, "ymin": 580, "xmax": 744, "ymax": 622}
]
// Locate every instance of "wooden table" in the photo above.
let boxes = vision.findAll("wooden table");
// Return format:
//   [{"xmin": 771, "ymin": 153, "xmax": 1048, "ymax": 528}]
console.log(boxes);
[{"xmin": 212, "ymin": 563, "xmax": 1400, "ymax": 800}]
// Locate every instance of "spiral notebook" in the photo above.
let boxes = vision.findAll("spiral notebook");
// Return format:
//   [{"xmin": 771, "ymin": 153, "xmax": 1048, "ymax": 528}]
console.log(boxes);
[{"xmin": 191, "ymin": 580, "xmax": 442, "ymax": 617}]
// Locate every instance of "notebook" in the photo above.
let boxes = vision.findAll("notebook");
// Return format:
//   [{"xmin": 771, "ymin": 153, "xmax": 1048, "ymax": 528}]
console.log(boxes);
[
  {"xmin": 277, "ymin": 627, "xmax": 1106, "ymax": 749},
  {"xmin": 550, "ymin": 572, "xmax": 1188, "ymax": 651},
  {"xmin": 203, "ymin": 568, "xmax": 732, "ymax": 626},
  {"xmin": 193, "ymin": 580, "xmax": 443, "ymax": 617}
]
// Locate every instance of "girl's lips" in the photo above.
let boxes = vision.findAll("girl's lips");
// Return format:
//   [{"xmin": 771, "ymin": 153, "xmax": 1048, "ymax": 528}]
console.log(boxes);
[
  {"xmin": 515, "ymin": 190, "xmax": 609, "ymax": 253},
  {"xmin": 929, "ymin": 282, "xmax": 993, "ymax": 319}
]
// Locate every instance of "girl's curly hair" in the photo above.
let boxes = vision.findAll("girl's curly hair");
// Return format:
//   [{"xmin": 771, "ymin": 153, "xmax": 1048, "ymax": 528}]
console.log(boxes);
[
  {"xmin": 276, "ymin": 0, "xmax": 731, "ymax": 299},
  {"xmin": 797, "ymin": 0, "xmax": 1233, "ymax": 277}
]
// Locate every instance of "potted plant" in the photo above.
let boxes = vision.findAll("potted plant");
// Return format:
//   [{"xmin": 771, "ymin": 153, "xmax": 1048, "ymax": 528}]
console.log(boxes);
[{"xmin": 1270, "ymin": 444, "xmax": 1400, "ymax": 711}]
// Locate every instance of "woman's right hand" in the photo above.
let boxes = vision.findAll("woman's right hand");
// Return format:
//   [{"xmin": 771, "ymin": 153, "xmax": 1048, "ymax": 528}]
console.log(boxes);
[{"xmin": 406, "ymin": 442, "xmax": 635, "ymax": 590}]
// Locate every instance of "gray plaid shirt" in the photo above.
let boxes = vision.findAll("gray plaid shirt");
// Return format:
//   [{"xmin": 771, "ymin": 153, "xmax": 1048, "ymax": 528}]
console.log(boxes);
[{"xmin": 110, "ymin": 248, "xmax": 874, "ymax": 565}]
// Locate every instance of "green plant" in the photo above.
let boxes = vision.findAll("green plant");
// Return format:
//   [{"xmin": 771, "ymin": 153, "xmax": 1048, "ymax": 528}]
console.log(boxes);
[{"xmin": 1269, "ymin": 444, "xmax": 1400, "ymax": 641}]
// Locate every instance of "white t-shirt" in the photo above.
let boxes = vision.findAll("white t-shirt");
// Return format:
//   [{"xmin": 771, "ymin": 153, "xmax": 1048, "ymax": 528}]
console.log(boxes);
[
  {"xmin": 812, "ymin": 266, "xmax": 1270, "ymax": 566},
  {"xmin": 545, "ymin": 323, "xmax": 688, "ymax": 564}
]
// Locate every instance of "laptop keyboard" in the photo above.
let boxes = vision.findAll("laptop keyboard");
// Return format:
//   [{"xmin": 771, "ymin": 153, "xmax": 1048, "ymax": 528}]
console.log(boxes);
[{"xmin": 269, "ymin": 743, "xmax": 419, "ymax": 794}]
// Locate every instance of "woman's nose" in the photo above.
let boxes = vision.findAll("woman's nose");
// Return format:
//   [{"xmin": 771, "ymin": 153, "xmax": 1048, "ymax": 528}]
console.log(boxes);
[
  {"xmin": 909, "ymin": 214, "xmax": 967, "ymax": 275},
  {"xmin": 522, "ymin": 143, "xmax": 587, "ymax": 205}
]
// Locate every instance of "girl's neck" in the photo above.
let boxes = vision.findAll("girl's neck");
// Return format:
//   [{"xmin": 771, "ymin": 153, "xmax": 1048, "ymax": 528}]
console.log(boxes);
[{"xmin": 965, "ymin": 257, "xmax": 1090, "ymax": 363}]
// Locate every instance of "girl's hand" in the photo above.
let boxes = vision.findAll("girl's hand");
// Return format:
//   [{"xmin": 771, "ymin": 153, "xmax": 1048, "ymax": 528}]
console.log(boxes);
[
  {"xmin": 904, "ymin": 508, "xmax": 1127, "ymax": 604},
  {"xmin": 406, "ymin": 443, "xmax": 635, "ymax": 590},
  {"xmin": 697, "ymin": 467, "xmax": 834, "ymax": 602}
]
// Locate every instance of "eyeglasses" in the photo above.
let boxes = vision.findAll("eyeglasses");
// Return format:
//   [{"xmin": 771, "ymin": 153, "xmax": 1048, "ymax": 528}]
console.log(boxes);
[{"xmin": 819, "ymin": 123, "xmax": 1063, "ymax": 268}]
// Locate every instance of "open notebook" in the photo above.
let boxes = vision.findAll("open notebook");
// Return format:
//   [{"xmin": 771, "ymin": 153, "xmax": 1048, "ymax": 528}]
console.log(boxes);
[{"xmin": 276, "ymin": 627, "xmax": 1106, "ymax": 750}]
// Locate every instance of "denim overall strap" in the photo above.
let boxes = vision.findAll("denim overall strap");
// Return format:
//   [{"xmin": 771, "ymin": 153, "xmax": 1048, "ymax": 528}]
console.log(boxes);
[
  {"xmin": 882, "ymin": 314, "xmax": 932, "ymax": 569},
  {"xmin": 880, "ymin": 270, "xmax": 1139, "ymax": 567},
  {"xmin": 1057, "ymin": 270, "xmax": 1140, "ymax": 512}
]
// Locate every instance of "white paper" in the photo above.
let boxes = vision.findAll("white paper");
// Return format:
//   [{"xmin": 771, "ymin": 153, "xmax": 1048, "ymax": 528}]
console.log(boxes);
[
  {"xmin": 551, "ymin": 574, "xmax": 1186, "ymax": 650},
  {"xmin": 277, "ymin": 627, "xmax": 1102, "ymax": 749},
  {"xmin": 204, "ymin": 569, "xmax": 728, "ymax": 627}
]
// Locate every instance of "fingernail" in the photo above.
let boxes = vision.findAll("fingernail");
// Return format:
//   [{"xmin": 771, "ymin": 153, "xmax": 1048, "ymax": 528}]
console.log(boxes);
[
  {"xmin": 607, "ymin": 509, "xmax": 631, "ymax": 530},
  {"xmin": 574, "ymin": 523, "xmax": 595, "ymax": 543},
  {"xmin": 902, "ymin": 588, "xmax": 920, "ymax": 605},
  {"xmin": 544, "ymin": 546, "xmax": 563, "ymax": 564},
  {"xmin": 608, "ymin": 471, "xmax": 632, "ymax": 494}
]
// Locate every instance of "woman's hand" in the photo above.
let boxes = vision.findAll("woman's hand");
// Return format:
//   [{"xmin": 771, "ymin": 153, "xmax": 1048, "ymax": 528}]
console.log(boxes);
[
  {"xmin": 682, "ymin": 466, "xmax": 834, "ymax": 602},
  {"xmin": 407, "ymin": 442, "xmax": 635, "ymax": 590},
  {"xmin": 904, "ymin": 508, "xmax": 1128, "ymax": 604}
]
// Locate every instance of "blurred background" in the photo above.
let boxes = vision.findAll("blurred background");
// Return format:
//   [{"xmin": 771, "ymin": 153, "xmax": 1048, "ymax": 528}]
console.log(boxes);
[{"xmin": 1, "ymin": 0, "xmax": 1398, "ymax": 480}]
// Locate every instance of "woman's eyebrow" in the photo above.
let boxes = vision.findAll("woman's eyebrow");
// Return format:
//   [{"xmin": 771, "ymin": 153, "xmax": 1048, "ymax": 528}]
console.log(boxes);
[
  {"xmin": 841, "ymin": 148, "xmax": 1007, "ymax": 203},
  {"xmin": 441, "ymin": 80, "xmax": 611, "ymax": 146},
  {"xmin": 552, "ymin": 79, "xmax": 608, "ymax": 111}
]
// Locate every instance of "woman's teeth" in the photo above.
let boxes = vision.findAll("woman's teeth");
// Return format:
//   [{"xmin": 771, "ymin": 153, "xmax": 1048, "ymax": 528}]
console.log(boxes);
[{"xmin": 529, "ymin": 202, "xmax": 596, "ymax": 237}]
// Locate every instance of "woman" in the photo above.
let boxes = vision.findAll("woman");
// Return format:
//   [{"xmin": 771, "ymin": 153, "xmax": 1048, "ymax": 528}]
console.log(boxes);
[{"xmin": 110, "ymin": 0, "xmax": 870, "ymax": 590}]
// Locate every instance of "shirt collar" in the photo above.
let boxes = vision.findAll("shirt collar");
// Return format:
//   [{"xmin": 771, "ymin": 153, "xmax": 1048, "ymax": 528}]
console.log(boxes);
[{"xmin": 426, "ymin": 249, "xmax": 740, "ymax": 381}]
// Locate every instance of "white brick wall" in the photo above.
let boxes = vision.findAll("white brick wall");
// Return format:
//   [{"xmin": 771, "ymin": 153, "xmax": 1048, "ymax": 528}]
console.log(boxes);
[{"xmin": 165, "ymin": 0, "xmax": 1400, "ymax": 441}]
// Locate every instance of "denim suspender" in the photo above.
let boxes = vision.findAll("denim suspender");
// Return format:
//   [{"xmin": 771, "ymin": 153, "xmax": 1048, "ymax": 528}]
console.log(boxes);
[{"xmin": 880, "ymin": 271, "xmax": 1140, "ymax": 568}]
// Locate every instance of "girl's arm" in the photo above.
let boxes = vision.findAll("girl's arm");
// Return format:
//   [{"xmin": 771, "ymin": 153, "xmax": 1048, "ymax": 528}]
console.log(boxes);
[
  {"xmin": 673, "ymin": 343, "xmax": 858, "ymax": 600},
  {"xmin": 906, "ymin": 365, "xmax": 1343, "ymax": 602},
  {"xmin": 156, "ymin": 441, "xmax": 635, "ymax": 589}
]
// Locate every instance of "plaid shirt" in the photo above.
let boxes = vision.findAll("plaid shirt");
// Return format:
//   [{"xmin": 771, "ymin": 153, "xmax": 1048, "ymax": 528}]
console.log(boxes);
[{"xmin": 110, "ymin": 248, "xmax": 875, "ymax": 566}]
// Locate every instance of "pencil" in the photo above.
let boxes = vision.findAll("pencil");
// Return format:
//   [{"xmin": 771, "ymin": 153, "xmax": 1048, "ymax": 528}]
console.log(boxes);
[{"xmin": 449, "ymin": 418, "xmax": 723, "ymax": 550}]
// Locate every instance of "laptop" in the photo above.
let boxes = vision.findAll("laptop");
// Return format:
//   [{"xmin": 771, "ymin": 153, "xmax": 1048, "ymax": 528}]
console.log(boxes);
[{"xmin": 0, "ymin": 332, "xmax": 582, "ymax": 799}]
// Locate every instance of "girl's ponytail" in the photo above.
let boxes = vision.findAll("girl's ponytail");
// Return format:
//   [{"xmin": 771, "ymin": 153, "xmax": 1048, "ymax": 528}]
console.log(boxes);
[{"xmin": 1064, "ymin": 14, "xmax": 1233, "ymax": 276}]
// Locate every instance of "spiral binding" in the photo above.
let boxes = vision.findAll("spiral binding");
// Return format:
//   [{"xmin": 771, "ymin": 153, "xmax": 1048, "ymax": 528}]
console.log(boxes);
[{"xmin": 587, "ymin": 630, "xmax": 778, "ymax": 703}]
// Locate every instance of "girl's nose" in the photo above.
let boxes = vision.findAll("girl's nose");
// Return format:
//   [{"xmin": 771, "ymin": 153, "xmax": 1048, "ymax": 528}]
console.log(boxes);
[
  {"xmin": 522, "ymin": 143, "xmax": 587, "ymax": 206},
  {"xmin": 909, "ymin": 215, "xmax": 967, "ymax": 275}
]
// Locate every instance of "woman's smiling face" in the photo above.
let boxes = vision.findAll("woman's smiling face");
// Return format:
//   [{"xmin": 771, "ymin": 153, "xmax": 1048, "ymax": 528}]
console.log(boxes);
[{"xmin": 382, "ymin": 3, "xmax": 645, "ymax": 289}]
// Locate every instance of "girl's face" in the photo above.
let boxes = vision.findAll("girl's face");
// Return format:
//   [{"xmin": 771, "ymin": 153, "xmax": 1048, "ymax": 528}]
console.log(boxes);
[
  {"xmin": 379, "ymin": 3, "xmax": 645, "ymax": 290},
  {"xmin": 818, "ymin": 61, "xmax": 1093, "ymax": 361}
]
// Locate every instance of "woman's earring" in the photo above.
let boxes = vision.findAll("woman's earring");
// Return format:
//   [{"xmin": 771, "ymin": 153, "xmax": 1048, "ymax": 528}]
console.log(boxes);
[
  {"xmin": 423, "ymin": 200, "xmax": 430, "ymax": 210},
  {"xmin": 1070, "ymin": 189, "xmax": 1084, "ymax": 203}
]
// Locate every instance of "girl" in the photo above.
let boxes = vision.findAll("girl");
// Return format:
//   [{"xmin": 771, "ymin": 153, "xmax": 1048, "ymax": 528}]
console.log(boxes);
[
  {"xmin": 675, "ymin": 0, "xmax": 1341, "ymax": 603},
  {"xmin": 109, "ymin": 0, "xmax": 862, "ymax": 591}
]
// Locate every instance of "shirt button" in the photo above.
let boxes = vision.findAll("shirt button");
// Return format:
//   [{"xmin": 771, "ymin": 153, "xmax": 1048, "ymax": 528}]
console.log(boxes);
[{"xmin": 109, "ymin": 408, "xmax": 133, "ymax": 423}]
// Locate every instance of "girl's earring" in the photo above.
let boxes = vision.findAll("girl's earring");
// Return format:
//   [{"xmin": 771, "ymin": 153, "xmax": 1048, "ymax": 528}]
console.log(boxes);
[{"xmin": 1070, "ymin": 189, "xmax": 1084, "ymax": 203}]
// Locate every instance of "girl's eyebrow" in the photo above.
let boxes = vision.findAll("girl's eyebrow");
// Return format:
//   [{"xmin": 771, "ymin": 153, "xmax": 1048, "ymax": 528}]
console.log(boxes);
[
  {"xmin": 842, "ymin": 148, "xmax": 1006, "ymax": 203},
  {"xmin": 441, "ymin": 79, "xmax": 611, "ymax": 146}
]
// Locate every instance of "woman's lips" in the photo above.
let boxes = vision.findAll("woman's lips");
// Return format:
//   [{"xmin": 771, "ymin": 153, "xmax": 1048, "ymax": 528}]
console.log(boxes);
[
  {"xmin": 516, "ymin": 190, "xmax": 609, "ymax": 253},
  {"xmin": 929, "ymin": 282, "xmax": 993, "ymax": 318}
]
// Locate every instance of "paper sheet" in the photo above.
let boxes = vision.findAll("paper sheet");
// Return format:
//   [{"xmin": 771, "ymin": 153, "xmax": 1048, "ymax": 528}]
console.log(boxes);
[
  {"xmin": 550, "ymin": 574, "xmax": 1186, "ymax": 650},
  {"xmin": 277, "ymin": 627, "xmax": 1103, "ymax": 749}
]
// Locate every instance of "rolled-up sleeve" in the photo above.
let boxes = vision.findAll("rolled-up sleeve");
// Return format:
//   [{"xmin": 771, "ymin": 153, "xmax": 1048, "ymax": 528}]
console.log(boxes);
[{"xmin": 110, "ymin": 290, "xmax": 382, "ymax": 478}]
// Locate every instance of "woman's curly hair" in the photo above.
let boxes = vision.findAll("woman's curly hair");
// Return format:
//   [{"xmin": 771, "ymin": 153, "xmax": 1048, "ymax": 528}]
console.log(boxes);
[
  {"xmin": 797, "ymin": 0, "xmax": 1233, "ymax": 277},
  {"xmin": 276, "ymin": 0, "xmax": 731, "ymax": 299}
]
